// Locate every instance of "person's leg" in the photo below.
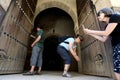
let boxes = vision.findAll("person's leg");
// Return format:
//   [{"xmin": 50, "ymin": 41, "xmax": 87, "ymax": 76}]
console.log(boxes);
[
  {"xmin": 37, "ymin": 47, "xmax": 43, "ymax": 73},
  {"xmin": 30, "ymin": 46, "xmax": 39, "ymax": 72},
  {"xmin": 30, "ymin": 66, "xmax": 35, "ymax": 72},
  {"xmin": 38, "ymin": 67, "xmax": 41, "ymax": 73},
  {"xmin": 113, "ymin": 44, "xmax": 120, "ymax": 80},
  {"xmin": 114, "ymin": 72, "xmax": 120, "ymax": 80},
  {"xmin": 62, "ymin": 55, "xmax": 72, "ymax": 77},
  {"xmin": 63, "ymin": 64, "xmax": 70, "ymax": 74},
  {"xmin": 57, "ymin": 46, "xmax": 72, "ymax": 77},
  {"xmin": 23, "ymin": 46, "xmax": 39, "ymax": 75}
]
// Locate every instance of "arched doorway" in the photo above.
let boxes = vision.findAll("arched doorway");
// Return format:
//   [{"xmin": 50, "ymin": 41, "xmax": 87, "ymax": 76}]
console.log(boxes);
[{"xmin": 27, "ymin": 7, "xmax": 77, "ymax": 71}]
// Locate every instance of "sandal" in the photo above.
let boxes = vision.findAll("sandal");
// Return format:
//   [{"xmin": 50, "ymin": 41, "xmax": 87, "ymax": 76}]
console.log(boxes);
[{"xmin": 23, "ymin": 71, "xmax": 35, "ymax": 75}]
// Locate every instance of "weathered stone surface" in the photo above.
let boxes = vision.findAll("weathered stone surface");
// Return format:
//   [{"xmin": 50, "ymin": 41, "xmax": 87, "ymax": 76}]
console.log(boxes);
[{"xmin": 0, "ymin": 0, "xmax": 11, "ymax": 11}]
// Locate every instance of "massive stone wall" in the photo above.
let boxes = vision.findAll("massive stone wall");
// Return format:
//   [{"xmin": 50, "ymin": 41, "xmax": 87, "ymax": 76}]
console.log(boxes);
[
  {"xmin": 34, "ymin": 0, "xmax": 79, "ymax": 34},
  {"xmin": 110, "ymin": 0, "xmax": 120, "ymax": 7},
  {"xmin": 92, "ymin": 0, "xmax": 112, "ymax": 12},
  {"xmin": 92, "ymin": 0, "xmax": 120, "ymax": 12}
]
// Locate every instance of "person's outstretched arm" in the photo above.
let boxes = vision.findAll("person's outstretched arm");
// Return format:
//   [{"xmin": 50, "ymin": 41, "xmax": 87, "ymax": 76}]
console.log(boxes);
[
  {"xmin": 82, "ymin": 23, "xmax": 117, "ymax": 36},
  {"xmin": 88, "ymin": 33, "xmax": 108, "ymax": 42}
]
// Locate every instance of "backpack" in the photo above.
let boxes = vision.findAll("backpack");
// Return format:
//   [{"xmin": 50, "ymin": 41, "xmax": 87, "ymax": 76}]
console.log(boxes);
[{"xmin": 58, "ymin": 35, "xmax": 73, "ymax": 44}]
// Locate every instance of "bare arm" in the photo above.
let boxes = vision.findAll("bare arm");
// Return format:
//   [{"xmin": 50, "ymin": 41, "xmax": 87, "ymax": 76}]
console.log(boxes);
[
  {"xmin": 83, "ymin": 23, "xmax": 118, "ymax": 36},
  {"xmin": 88, "ymin": 33, "xmax": 108, "ymax": 42},
  {"xmin": 69, "ymin": 42, "xmax": 80, "ymax": 61},
  {"xmin": 31, "ymin": 35, "xmax": 41, "ymax": 47},
  {"xmin": 30, "ymin": 35, "xmax": 36, "ymax": 39}
]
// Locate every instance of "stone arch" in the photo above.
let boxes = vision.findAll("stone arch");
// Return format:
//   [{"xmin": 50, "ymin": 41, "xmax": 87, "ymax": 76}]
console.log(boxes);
[{"xmin": 34, "ymin": 1, "xmax": 78, "ymax": 28}]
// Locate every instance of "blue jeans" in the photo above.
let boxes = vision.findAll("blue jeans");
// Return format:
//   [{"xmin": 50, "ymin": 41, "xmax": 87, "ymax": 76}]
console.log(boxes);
[{"xmin": 30, "ymin": 46, "xmax": 43, "ymax": 67}]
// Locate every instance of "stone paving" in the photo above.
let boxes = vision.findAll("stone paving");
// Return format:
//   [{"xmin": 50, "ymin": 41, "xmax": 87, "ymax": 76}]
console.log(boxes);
[{"xmin": 0, "ymin": 71, "xmax": 114, "ymax": 80}]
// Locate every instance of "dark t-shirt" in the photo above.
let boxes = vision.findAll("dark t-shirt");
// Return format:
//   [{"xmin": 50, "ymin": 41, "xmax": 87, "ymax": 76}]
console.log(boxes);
[
  {"xmin": 35, "ymin": 29, "xmax": 45, "ymax": 48},
  {"xmin": 109, "ymin": 14, "xmax": 120, "ymax": 46}
]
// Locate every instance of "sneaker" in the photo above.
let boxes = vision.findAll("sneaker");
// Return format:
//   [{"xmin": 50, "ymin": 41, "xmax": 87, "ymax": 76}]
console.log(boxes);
[
  {"xmin": 23, "ymin": 71, "xmax": 35, "ymax": 75},
  {"xmin": 62, "ymin": 73, "xmax": 72, "ymax": 78}
]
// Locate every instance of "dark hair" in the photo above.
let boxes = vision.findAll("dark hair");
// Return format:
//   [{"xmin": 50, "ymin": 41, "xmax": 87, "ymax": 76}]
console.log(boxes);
[
  {"xmin": 75, "ymin": 34, "xmax": 83, "ymax": 41},
  {"xmin": 36, "ymin": 24, "xmax": 44, "ymax": 29},
  {"xmin": 97, "ymin": 8, "xmax": 114, "ymax": 17}
]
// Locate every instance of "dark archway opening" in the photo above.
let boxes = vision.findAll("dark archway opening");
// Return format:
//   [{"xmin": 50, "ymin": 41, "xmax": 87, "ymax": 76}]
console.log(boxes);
[{"xmin": 42, "ymin": 35, "xmax": 63, "ymax": 71}]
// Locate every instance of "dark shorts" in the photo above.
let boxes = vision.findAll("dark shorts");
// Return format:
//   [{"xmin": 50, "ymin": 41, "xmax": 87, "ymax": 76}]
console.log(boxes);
[
  {"xmin": 57, "ymin": 46, "xmax": 72, "ymax": 64},
  {"xmin": 113, "ymin": 43, "xmax": 120, "ymax": 73}
]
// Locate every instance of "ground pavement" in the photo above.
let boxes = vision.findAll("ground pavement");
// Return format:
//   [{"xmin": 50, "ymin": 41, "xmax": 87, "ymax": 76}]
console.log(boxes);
[{"xmin": 0, "ymin": 71, "xmax": 114, "ymax": 80}]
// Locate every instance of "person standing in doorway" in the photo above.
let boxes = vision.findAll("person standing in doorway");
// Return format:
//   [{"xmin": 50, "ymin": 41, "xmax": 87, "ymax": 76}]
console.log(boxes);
[
  {"xmin": 23, "ymin": 24, "xmax": 45, "ymax": 75},
  {"xmin": 83, "ymin": 8, "xmax": 120, "ymax": 80},
  {"xmin": 57, "ymin": 34, "xmax": 83, "ymax": 77}
]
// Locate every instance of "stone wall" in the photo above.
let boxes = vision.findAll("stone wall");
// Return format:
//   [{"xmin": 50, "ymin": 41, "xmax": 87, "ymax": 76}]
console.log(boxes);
[
  {"xmin": 92, "ymin": 0, "xmax": 120, "ymax": 12},
  {"xmin": 92, "ymin": 0, "xmax": 112, "ymax": 12},
  {"xmin": 34, "ymin": 0, "xmax": 79, "ymax": 35},
  {"xmin": 0, "ymin": 0, "xmax": 11, "ymax": 11}
]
